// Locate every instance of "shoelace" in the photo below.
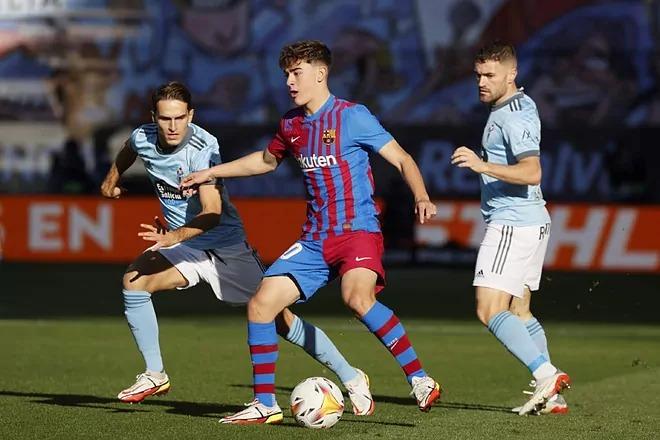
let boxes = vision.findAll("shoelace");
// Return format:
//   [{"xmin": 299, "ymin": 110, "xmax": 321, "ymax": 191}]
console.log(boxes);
[
  {"xmin": 243, "ymin": 399, "xmax": 259, "ymax": 407},
  {"xmin": 522, "ymin": 380, "xmax": 536, "ymax": 396}
]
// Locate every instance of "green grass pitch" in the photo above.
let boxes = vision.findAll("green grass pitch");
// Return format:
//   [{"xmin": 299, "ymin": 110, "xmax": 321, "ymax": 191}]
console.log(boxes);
[{"xmin": 1, "ymin": 317, "xmax": 658, "ymax": 439}]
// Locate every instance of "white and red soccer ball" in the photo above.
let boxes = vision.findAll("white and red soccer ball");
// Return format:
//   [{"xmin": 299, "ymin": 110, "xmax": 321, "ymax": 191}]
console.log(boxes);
[{"xmin": 290, "ymin": 377, "xmax": 344, "ymax": 428}]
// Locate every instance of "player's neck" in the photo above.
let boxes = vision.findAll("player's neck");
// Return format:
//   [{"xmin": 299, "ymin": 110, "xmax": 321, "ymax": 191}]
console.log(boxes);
[
  {"xmin": 303, "ymin": 90, "xmax": 331, "ymax": 116},
  {"xmin": 492, "ymin": 85, "xmax": 520, "ymax": 106}
]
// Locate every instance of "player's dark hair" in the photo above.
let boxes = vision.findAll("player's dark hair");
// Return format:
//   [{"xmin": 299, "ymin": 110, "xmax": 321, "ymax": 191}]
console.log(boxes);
[
  {"xmin": 279, "ymin": 40, "xmax": 332, "ymax": 70},
  {"xmin": 475, "ymin": 40, "xmax": 517, "ymax": 64},
  {"xmin": 151, "ymin": 81, "xmax": 193, "ymax": 112}
]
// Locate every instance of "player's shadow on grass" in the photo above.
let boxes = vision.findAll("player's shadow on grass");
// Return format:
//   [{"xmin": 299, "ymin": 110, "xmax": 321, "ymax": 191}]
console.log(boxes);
[
  {"xmin": 233, "ymin": 384, "xmax": 512, "ymax": 414},
  {"xmin": 0, "ymin": 390, "xmax": 243, "ymax": 418},
  {"xmin": 0, "ymin": 389, "xmax": 416, "ymax": 428}
]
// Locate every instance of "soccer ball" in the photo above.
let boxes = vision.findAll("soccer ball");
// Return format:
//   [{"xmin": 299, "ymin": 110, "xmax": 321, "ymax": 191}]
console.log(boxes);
[{"xmin": 290, "ymin": 377, "xmax": 344, "ymax": 429}]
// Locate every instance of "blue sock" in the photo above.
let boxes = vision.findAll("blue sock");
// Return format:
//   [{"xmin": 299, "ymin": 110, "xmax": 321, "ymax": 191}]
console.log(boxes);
[
  {"xmin": 123, "ymin": 289, "xmax": 163, "ymax": 373},
  {"xmin": 248, "ymin": 321, "xmax": 278, "ymax": 407},
  {"xmin": 488, "ymin": 311, "xmax": 549, "ymax": 376},
  {"xmin": 285, "ymin": 316, "xmax": 358, "ymax": 384},
  {"xmin": 525, "ymin": 317, "xmax": 550, "ymax": 362},
  {"xmin": 361, "ymin": 301, "xmax": 426, "ymax": 384}
]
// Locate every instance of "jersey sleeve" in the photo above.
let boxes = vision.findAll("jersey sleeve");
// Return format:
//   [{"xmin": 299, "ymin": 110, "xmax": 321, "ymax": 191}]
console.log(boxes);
[
  {"xmin": 266, "ymin": 121, "xmax": 289, "ymax": 161},
  {"xmin": 344, "ymin": 104, "xmax": 393, "ymax": 152},
  {"xmin": 128, "ymin": 127, "xmax": 142, "ymax": 152},
  {"xmin": 501, "ymin": 113, "xmax": 541, "ymax": 160},
  {"xmin": 190, "ymin": 137, "xmax": 222, "ymax": 186}
]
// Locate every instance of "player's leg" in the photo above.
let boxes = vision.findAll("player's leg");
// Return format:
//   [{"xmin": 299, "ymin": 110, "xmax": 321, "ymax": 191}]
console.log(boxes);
[
  {"xmin": 327, "ymin": 232, "xmax": 440, "ymax": 411},
  {"xmin": 477, "ymin": 286, "xmax": 557, "ymax": 378},
  {"xmin": 208, "ymin": 240, "xmax": 364, "ymax": 398},
  {"xmin": 475, "ymin": 224, "xmax": 569, "ymax": 414},
  {"xmin": 220, "ymin": 240, "xmax": 337, "ymax": 424},
  {"xmin": 276, "ymin": 309, "xmax": 359, "ymax": 383},
  {"xmin": 512, "ymin": 224, "xmax": 569, "ymax": 414},
  {"xmin": 510, "ymin": 290, "xmax": 563, "ymax": 414},
  {"xmin": 219, "ymin": 276, "xmax": 299, "ymax": 425},
  {"xmin": 510, "ymin": 289, "xmax": 550, "ymax": 361},
  {"xmin": 340, "ymin": 268, "xmax": 440, "ymax": 412},
  {"xmin": 275, "ymin": 308, "xmax": 374, "ymax": 415},
  {"xmin": 118, "ymin": 249, "xmax": 187, "ymax": 402},
  {"xmin": 509, "ymin": 288, "xmax": 570, "ymax": 415}
]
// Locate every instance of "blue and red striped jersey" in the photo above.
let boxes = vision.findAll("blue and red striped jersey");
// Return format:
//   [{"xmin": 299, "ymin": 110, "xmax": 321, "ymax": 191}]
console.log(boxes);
[{"xmin": 268, "ymin": 95, "xmax": 393, "ymax": 240}]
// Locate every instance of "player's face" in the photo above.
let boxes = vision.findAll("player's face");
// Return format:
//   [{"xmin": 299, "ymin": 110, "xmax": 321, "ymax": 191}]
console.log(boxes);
[
  {"xmin": 284, "ymin": 60, "xmax": 326, "ymax": 107},
  {"xmin": 153, "ymin": 99, "xmax": 194, "ymax": 147},
  {"xmin": 474, "ymin": 60, "xmax": 516, "ymax": 105}
]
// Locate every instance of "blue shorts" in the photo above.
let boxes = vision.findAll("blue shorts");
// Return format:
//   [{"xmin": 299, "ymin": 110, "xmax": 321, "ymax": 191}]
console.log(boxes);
[{"xmin": 264, "ymin": 231, "xmax": 385, "ymax": 302}]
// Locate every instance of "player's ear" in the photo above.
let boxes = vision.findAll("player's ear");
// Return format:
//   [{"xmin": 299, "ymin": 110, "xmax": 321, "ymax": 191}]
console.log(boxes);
[
  {"xmin": 188, "ymin": 108, "xmax": 194, "ymax": 123},
  {"xmin": 508, "ymin": 66, "xmax": 518, "ymax": 84},
  {"xmin": 316, "ymin": 65, "xmax": 328, "ymax": 83},
  {"xmin": 151, "ymin": 111, "xmax": 156, "ymax": 123}
]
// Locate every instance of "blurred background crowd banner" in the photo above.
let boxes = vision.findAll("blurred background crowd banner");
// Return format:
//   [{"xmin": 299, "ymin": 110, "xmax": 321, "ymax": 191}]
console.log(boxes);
[{"xmin": 0, "ymin": 0, "xmax": 658, "ymax": 269}]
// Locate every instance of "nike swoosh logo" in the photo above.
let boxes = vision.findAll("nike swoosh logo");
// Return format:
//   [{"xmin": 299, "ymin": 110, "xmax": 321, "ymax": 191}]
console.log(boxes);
[
  {"xmin": 291, "ymin": 136, "xmax": 300, "ymax": 143},
  {"xmin": 355, "ymin": 256, "xmax": 372, "ymax": 262}
]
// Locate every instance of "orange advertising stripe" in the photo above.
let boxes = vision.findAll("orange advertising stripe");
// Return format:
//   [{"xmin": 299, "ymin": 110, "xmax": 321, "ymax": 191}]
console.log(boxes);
[
  {"xmin": 0, "ymin": 196, "xmax": 307, "ymax": 263},
  {"xmin": 0, "ymin": 196, "xmax": 658, "ymax": 272}
]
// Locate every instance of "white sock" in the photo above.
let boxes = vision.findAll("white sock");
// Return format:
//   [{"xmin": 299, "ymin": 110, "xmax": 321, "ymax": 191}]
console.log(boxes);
[{"xmin": 532, "ymin": 362, "xmax": 557, "ymax": 381}]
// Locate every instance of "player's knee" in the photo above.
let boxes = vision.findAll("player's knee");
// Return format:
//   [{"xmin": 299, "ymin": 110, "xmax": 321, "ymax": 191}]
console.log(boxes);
[
  {"xmin": 247, "ymin": 292, "xmax": 281, "ymax": 322},
  {"xmin": 476, "ymin": 304, "xmax": 504, "ymax": 326},
  {"xmin": 342, "ymin": 290, "xmax": 376, "ymax": 317},
  {"xmin": 122, "ymin": 271, "xmax": 150, "ymax": 292}
]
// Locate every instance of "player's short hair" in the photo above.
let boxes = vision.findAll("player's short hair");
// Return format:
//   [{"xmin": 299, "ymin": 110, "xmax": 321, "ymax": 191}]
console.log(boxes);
[
  {"xmin": 475, "ymin": 41, "xmax": 517, "ymax": 64},
  {"xmin": 151, "ymin": 81, "xmax": 193, "ymax": 112},
  {"xmin": 279, "ymin": 40, "xmax": 332, "ymax": 70}
]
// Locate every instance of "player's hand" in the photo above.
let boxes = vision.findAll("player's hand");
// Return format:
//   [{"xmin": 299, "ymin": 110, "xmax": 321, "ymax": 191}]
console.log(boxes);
[
  {"xmin": 415, "ymin": 198, "xmax": 437, "ymax": 224},
  {"xmin": 138, "ymin": 216, "xmax": 175, "ymax": 251},
  {"xmin": 100, "ymin": 184, "xmax": 125, "ymax": 199},
  {"xmin": 451, "ymin": 146, "xmax": 487, "ymax": 173},
  {"xmin": 181, "ymin": 170, "xmax": 213, "ymax": 189}
]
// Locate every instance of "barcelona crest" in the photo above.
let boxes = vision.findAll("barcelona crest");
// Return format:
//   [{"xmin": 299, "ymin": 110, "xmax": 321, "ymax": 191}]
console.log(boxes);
[{"xmin": 322, "ymin": 129, "xmax": 336, "ymax": 145}]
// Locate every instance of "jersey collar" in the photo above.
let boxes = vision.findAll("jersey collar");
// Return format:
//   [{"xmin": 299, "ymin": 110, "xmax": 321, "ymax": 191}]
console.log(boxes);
[
  {"xmin": 304, "ymin": 94, "xmax": 335, "ymax": 121},
  {"xmin": 491, "ymin": 87, "xmax": 525, "ymax": 111}
]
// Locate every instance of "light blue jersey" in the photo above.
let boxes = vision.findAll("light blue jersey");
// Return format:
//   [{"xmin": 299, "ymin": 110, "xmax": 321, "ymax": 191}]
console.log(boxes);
[
  {"xmin": 480, "ymin": 89, "xmax": 550, "ymax": 226},
  {"xmin": 130, "ymin": 123, "xmax": 246, "ymax": 249}
]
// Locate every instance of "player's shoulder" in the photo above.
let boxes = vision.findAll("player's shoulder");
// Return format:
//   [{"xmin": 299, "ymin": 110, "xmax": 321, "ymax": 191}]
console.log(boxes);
[
  {"xmin": 131, "ymin": 123, "xmax": 158, "ymax": 146},
  {"xmin": 505, "ymin": 91, "xmax": 537, "ymax": 114},
  {"xmin": 187, "ymin": 123, "xmax": 218, "ymax": 149},
  {"xmin": 132, "ymin": 123, "xmax": 157, "ymax": 138},
  {"xmin": 337, "ymin": 100, "xmax": 375, "ymax": 124},
  {"xmin": 495, "ymin": 91, "xmax": 539, "ymax": 124},
  {"xmin": 282, "ymin": 106, "xmax": 305, "ymax": 122},
  {"xmin": 519, "ymin": 92, "xmax": 538, "ymax": 113},
  {"xmin": 334, "ymin": 97, "xmax": 358, "ymax": 111}
]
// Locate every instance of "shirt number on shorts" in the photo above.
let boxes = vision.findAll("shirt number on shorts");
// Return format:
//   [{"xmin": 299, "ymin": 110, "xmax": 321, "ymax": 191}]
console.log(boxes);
[{"xmin": 280, "ymin": 242, "xmax": 303, "ymax": 260}]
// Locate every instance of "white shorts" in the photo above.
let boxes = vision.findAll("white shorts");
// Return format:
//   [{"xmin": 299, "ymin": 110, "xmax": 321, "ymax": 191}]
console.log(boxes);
[
  {"xmin": 473, "ymin": 223, "xmax": 550, "ymax": 298},
  {"xmin": 157, "ymin": 241, "xmax": 264, "ymax": 305}
]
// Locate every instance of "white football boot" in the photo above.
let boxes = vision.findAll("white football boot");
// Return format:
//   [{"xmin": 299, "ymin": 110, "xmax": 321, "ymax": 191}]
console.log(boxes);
[
  {"xmin": 117, "ymin": 371, "xmax": 170, "ymax": 403},
  {"xmin": 344, "ymin": 368, "xmax": 375, "ymax": 416}
]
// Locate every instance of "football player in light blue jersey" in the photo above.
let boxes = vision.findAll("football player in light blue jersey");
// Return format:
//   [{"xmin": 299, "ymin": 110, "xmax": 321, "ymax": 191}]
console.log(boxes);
[
  {"xmin": 100, "ymin": 82, "xmax": 374, "ymax": 414},
  {"xmin": 451, "ymin": 42, "xmax": 571, "ymax": 415}
]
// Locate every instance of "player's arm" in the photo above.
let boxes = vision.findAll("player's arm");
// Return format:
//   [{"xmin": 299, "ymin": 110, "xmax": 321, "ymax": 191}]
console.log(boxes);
[
  {"xmin": 378, "ymin": 139, "xmax": 437, "ymax": 224},
  {"xmin": 138, "ymin": 183, "xmax": 222, "ymax": 250},
  {"xmin": 180, "ymin": 148, "xmax": 278, "ymax": 189},
  {"xmin": 100, "ymin": 139, "xmax": 137, "ymax": 198},
  {"xmin": 451, "ymin": 146, "xmax": 541, "ymax": 185}
]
